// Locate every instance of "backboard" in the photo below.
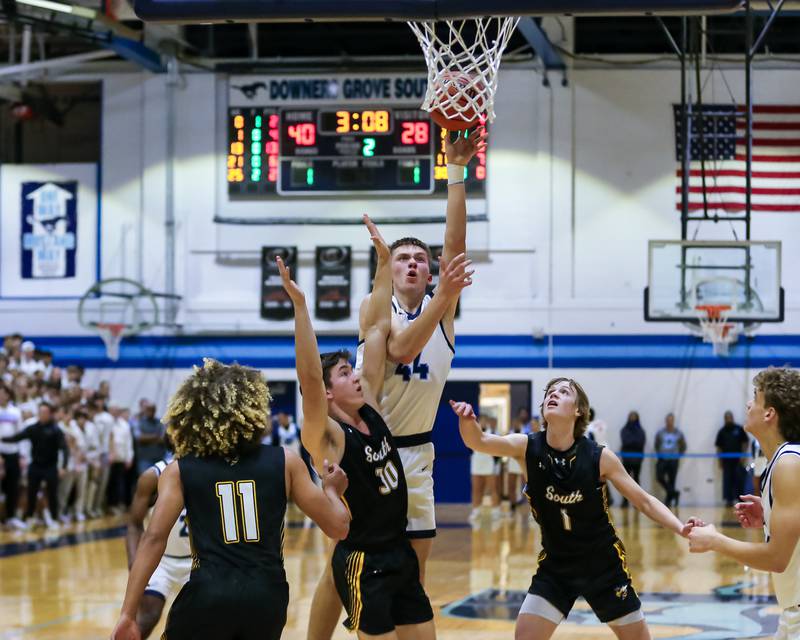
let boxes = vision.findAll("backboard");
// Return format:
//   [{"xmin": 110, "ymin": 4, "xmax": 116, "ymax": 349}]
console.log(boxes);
[
  {"xmin": 644, "ymin": 240, "xmax": 783, "ymax": 324},
  {"xmin": 134, "ymin": 0, "xmax": 743, "ymax": 24}
]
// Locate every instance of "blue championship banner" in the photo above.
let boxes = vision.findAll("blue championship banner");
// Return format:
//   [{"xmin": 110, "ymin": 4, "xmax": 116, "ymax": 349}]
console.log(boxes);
[{"xmin": 20, "ymin": 181, "xmax": 78, "ymax": 279}]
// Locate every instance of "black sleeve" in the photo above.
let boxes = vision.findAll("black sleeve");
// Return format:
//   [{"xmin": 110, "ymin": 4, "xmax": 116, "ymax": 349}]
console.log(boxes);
[{"xmin": 1, "ymin": 425, "xmax": 33, "ymax": 443}]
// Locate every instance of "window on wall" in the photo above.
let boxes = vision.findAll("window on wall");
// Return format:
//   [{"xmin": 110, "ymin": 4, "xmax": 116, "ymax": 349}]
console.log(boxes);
[
  {"xmin": 0, "ymin": 82, "xmax": 101, "ymax": 164},
  {"xmin": 575, "ymin": 16, "xmax": 800, "ymax": 55}
]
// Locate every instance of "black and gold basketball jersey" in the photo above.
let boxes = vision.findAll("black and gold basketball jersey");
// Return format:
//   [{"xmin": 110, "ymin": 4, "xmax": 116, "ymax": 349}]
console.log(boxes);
[
  {"xmin": 178, "ymin": 444, "xmax": 287, "ymax": 581},
  {"xmin": 336, "ymin": 404, "xmax": 408, "ymax": 551},
  {"xmin": 524, "ymin": 432, "xmax": 619, "ymax": 560}
]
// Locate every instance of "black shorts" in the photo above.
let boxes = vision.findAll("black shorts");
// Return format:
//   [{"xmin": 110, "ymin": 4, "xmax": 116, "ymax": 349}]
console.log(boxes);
[
  {"xmin": 528, "ymin": 541, "xmax": 641, "ymax": 623},
  {"xmin": 162, "ymin": 572, "xmax": 288, "ymax": 640},
  {"xmin": 332, "ymin": 540, "xmax": 434, "ymax": 635}
]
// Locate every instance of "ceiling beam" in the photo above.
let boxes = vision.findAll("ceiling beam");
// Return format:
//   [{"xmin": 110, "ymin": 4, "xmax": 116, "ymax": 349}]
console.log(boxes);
[{"xmin": 516, "ymin": 17, "xmax": 566, "ymax": 73}]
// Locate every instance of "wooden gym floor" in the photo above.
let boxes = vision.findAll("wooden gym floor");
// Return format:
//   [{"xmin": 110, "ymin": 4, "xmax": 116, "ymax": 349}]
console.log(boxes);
[{"xmin": 0, "ymin": 505, "xmax": 778, "ymax": 640}]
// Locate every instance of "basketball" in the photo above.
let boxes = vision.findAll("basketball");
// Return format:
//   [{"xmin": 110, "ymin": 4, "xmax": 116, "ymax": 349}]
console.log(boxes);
[{"xmin": 429, "ymin": 72, "xmax": 485, "ymax": 130}]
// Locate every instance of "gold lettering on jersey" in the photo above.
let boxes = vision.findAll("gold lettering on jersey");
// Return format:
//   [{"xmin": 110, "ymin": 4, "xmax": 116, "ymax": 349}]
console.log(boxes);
[
  {"xmin": 365, "ymin": 437, "xmax": 392, "ymax": 464},
  {"xmin": 544, "ymin": 485, "xmax": 584, "ymax": 505}
]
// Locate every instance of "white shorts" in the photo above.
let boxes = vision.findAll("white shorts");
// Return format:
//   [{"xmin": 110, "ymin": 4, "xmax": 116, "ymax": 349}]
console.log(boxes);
[
  {"xmin": 776, "ymin": 605, "xmax": 800, "ymax": 640},
  {"xmin": 507, "ymin": 456, "xmax": 524, "ymax": 475},
  {"xmin": 471, "ymin": 451, "xmax": 497, "ymax": 476},
  {"xmin": 144, "ymin": 554, "xmax": 192, "ymax": 600},
  {"xmin": 398, "ymin": 442, "xmax": 436, "ymax": 538}
]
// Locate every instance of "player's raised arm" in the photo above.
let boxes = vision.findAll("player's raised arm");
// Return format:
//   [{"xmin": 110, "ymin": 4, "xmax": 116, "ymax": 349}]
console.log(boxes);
[
  {"xmin": 689, "ymin": 454, "xmax": 800, "ymax": 572},
  {"xmin": 442, "ymin": 128, "xmax": 486, "ymax": 265},
  {"xmin": 384, "ymin": 252, "xmax": 474, "ymax": 365},
  {"xmin": 450, "ymin": 400, "xmax": 527, "ymax": 460},
  {"xmin": 125, "ymin": 468, "xmax": 158, "ymax": 569},
  {"xmin": 358, "ymin": 215, "xmax": 392, "ymax": 407},
  {"xmin": 440, "ymin": 127, "xmax": 486, "ymax": 319},
  {"xmin": 601, "ymin": 448, "xmax": 699, "ymax": 537},
  {"xmin": 277, "ymin": 257, "xmax": 342, "ymax": 465},
  {"xmin": 112, "ymin": 462, "xmax": 184, "ymax": 640}
]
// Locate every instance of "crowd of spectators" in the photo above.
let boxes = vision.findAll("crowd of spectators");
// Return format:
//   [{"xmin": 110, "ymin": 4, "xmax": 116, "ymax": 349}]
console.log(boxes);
[{"xmin": 0, "ymin": 333, "xmax": 167, "ymax": 531}]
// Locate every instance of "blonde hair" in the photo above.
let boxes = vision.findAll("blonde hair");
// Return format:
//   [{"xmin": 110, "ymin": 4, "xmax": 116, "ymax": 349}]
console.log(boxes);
[{"xmin": 163, "ymin": 358, "xmax": 272, "ymax": 463}]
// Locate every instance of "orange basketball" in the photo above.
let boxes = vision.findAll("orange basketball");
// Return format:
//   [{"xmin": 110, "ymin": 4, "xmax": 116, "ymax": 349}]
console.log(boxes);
[{"xmin": 430, "ymin": 72, "xmax": 485, "ymax": 131}]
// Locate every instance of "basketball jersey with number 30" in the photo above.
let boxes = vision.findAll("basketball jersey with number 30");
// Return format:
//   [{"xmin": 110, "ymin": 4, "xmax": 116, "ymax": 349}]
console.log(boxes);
[{"xmin": 356, "ymin": 294, "xmax": 454, "ymax": 438}]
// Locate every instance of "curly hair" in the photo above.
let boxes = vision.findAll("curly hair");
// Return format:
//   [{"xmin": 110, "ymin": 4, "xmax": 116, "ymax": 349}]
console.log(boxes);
[
  {"xmin": 163, "ymin": 358, "xmax": 272, "ymax": 463},
  {"xmin": 753, "ymin": 367, "xmax": 800, "ymax": 442},
  {"xmin": 539, "ymin": 377, "xmax": 591, "ymax": 439}
]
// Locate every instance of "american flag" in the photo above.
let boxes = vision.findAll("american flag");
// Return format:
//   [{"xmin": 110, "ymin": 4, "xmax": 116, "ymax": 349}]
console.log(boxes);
[{"xmin": 674, "ymin": 104, "xmax": 800, "ymax": 213}]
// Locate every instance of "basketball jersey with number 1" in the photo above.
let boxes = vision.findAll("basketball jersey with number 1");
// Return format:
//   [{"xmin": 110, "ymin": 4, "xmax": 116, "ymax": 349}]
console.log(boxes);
[
  {"xmin": 356, "ymin": 294, "xmax": 454, "ymax": 437},
  {"xmin": 761, "ymin": 442, "xmax": 800, "ymax": 608}
]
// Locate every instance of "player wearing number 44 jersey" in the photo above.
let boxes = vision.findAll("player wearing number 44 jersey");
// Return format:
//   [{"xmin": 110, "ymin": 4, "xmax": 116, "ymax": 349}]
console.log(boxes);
[
  {"xmin": 451, "ymin": 377, "xmax": 702, "ymax": 640},
  {"xmin": 279, "ymin": 215, "xmax": 435, "ymax": 640},
  {"xmin": 110, "ymin": 360, "xmax": 350, "ymax": 640}
]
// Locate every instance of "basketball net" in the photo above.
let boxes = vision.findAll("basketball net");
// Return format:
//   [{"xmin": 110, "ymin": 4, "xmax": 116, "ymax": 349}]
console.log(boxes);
[
  {"xmin": 695, "ymin": 305, "xmax": 739, "ymax": 357},
  {"xmin": 96, "ymin": 323, "xmax": 127, "ymax": 362},
  {"xmin": 408, "ymin": 17, "xmax": 520, "ymax": 125}
]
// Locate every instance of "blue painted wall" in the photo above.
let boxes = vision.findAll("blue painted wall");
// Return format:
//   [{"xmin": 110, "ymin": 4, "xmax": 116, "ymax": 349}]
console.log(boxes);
[{"xmin": 28, "ymin": 333, "xmax": 800, "ymax": 369}]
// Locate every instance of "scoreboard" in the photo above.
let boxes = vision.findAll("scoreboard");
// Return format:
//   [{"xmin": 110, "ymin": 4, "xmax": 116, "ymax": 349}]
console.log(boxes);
[{"xmin": 227, "ymin": 106, "xmax": 488, "ymax": 198}]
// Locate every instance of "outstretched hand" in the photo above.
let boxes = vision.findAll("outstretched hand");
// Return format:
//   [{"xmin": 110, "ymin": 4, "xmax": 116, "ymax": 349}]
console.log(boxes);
[
  {"xmin": 688, "ymin": 524, "xmax": 719, "ymax": 553},
  {"xmin": 276, "ymin": 255, "xmax": 305, "ymax": 305},
  {"xmin": 445, "ymin": 126, "xmax": 488, "ymax": 166},
  {"xmin": 363, "ymin": 214, "xmax": 390, "ymax": 263},
  {"xmin": 734, "ymin": 494, "xmax": 764, "ymax": 529},
  {"xmin": 437, "ymin": 253, "xmax": 474, "ymax": 300},
  {"xmin": 449, "ymin": 399, "xmax": 477, "ymax": 421},
  {"xmin": 679, "ymin": 516, "xmax": 706, "ymax": 538}
]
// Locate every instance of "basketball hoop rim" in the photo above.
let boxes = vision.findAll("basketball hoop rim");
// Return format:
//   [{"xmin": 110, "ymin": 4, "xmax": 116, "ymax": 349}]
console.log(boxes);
[
  {"xmin": 93, "ymin": 321, "xmax": 133, "ymax": 338},
  {"xmin": 695, "ymin": 304, "xmax": 733, "ymax": 322}
]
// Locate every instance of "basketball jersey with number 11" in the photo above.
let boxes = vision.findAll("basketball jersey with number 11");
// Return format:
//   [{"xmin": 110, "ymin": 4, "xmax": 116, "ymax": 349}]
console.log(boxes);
[{"xmin": 356, "ymin": 294, "xmax": 454, "ymax": 438}]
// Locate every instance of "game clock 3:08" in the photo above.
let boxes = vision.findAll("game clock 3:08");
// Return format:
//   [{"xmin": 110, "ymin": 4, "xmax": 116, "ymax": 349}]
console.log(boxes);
[{"xmin": 319, "ymin": 110, "xmax": 392, "ymax": 134}]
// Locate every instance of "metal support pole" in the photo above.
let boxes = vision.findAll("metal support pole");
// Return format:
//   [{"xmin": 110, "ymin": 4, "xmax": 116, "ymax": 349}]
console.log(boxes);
[
  {"xmin": 744, "ymin": 0, "xmax": 753, "ymax": 307},
  {"xmin": 164, "ymin": 57, "xmax": 178, "ymax": 326},
  {"xmin": 692, "ymin": 17, "xmax": 709, "ymax": 221},
  {"xmin": 680, "ymin": 16, "xmax": 690, "ymax": 308},
  {"xmin": 750, "ymin": 0, "xmax": 787, "ymax": 57}
]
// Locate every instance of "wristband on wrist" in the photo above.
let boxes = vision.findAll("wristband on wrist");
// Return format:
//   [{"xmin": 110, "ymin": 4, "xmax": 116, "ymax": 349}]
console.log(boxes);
[{"xmin": 447, "ymin": 163, "xmax": 466, "ymax": 185}]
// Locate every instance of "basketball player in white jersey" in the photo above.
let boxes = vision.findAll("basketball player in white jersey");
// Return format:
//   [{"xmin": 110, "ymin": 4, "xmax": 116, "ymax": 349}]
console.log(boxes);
[
  {"xmin": 306, "ymin": 130, "xmax": 483, "ymax": 640},
  {"xmin": 126, "ymin": 456, "xmax": 191, "ymax": 638},
  {"xmin": 688, "ymin": 367, "xmax": 800, "ymax": 639}
]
